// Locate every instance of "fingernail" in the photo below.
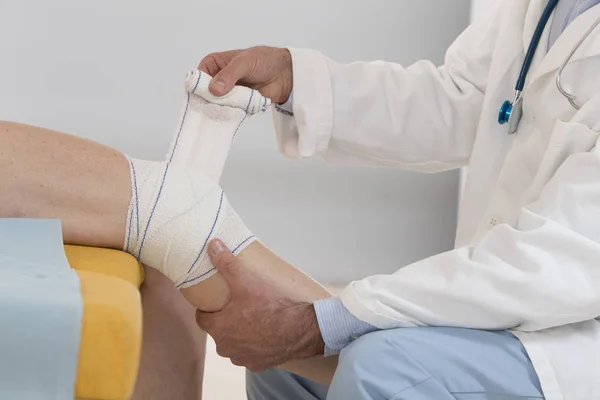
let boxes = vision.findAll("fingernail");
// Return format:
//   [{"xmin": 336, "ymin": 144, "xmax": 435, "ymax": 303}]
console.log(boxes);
[
  {"xmin": 210, "ymin": 240, "xmax": 225, "ymax": 256},
  {"xmin": 211, "ymin": 80, "xmax": 226, "ymax": 95}
]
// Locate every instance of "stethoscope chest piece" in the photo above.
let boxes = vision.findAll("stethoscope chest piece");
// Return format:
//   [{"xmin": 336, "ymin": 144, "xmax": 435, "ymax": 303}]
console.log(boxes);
[
  {"xmin": 497, "ymin": 0, "xmax": 560, "ymax": 135},
  {"xmin": 497, "ymin": 0, "xmax": 600, "ymax": 135},
  {"xmin": 509, "ymin": 96, "xmax": 523, "ymax": 134},
  {"xmin": 498, "ymin": 100, "xmax": 513, "ymax": 125},
  {"xmin": 498, "ymin": 95, "xmax": 523, "ymax": 134}
]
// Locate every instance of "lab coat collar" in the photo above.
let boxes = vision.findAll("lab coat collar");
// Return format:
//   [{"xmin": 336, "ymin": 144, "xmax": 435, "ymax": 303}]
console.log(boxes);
[{"xmin": 529, "ymin": 4, "xmax": 600, "ymax": 85}]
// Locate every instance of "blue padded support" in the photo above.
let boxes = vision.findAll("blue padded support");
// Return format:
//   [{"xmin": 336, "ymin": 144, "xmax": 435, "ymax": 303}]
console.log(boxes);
[{"xmin": 0, "ymin": 219, "xmax": 82, "ymax": 400}]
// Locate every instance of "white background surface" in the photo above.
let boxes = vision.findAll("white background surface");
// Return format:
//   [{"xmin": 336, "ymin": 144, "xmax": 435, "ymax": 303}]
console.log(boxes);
[{"xmin": 0, "ymin": 0, "xmax": 470, "ymax": 284}]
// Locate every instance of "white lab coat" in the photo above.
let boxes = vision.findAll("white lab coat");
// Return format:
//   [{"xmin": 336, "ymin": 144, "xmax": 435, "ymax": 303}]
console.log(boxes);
[{"xmin": 272, "ymin": 1, "xmax": 600, "ymax": 399}]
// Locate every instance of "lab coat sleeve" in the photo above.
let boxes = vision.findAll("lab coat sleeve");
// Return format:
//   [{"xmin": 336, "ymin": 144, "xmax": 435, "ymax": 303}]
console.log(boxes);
[
  {"xmin": 271, "ymin": 4, "xmax": 502, "ymax": 172},
  {"xmin": 339, "ymin": 128, "xmax": 600, "ymax": 332}
]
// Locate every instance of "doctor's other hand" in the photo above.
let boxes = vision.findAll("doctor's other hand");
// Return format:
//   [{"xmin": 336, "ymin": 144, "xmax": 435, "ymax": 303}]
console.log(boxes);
[
  {"xmin": 198, "ymin": 46, "xmax": 293, "ymax": 104},
  {"xmin": 195, "ymin": 239, "xmax": 324, "ymax": 372}
]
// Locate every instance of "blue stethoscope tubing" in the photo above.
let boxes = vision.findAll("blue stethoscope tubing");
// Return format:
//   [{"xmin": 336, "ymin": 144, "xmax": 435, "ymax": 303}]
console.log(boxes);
[{"xmin": 498, "ymin": 0, "xmax": 561, "ymax": 134}]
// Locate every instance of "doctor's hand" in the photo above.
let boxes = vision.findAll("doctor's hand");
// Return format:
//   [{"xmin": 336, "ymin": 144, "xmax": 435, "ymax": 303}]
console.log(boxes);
[
  {"xmin": 195, "ymin": 239, "xmax": 324, "ymax": 372},
  {"xmin": 198, "ymin": 46, "xmax": 293, "ymax": 104}
]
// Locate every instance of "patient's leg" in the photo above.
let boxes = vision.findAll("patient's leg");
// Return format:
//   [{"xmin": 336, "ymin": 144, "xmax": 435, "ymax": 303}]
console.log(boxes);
[
  {"xmin": 133, "ymin": 267, "xmax": 206, "ymax": 400},
  {"xmin": 0, "ymin": 120, "xmax": 336, "ymax": 384}
]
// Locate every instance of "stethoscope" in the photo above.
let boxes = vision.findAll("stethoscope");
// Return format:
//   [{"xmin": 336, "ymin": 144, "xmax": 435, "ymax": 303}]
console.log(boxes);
[{"xmin": 498, "ymin": 0, "xmax": 600, "ymax": 134}]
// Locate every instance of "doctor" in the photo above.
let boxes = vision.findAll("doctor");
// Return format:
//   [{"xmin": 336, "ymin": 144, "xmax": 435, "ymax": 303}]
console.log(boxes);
[{"xmin": 195, "ymin": 1, "xmax": 600, "ymax": 399}]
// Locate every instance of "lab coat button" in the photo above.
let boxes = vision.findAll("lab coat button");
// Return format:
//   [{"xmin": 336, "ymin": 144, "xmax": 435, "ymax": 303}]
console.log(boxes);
[{"xmin": 488, "ymin": 216, "xmax": 502, "ymax": 227}]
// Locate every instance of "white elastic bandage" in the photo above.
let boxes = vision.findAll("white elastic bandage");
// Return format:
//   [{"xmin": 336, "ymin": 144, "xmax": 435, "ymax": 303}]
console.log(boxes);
[
  {"xmin": 123, "ymin": 158, "xmax": 256, "ymax": 288},
  {"xmin": 166, "ymin": 69, "xmax": 270, "ymax": 182}
]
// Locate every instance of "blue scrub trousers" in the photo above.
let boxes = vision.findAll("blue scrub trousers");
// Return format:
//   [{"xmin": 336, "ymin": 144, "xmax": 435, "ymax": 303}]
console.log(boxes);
[{"xmin": 247, "ymin": 327, "xmax": 545, "ymax": 400}]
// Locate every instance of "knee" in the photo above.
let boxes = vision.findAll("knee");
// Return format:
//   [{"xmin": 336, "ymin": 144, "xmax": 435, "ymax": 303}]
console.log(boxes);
[
  {"xmin": 245, "ymin": 369, "xmax": 272, "ymax": 400},
  {"xmin": 245, "ymin": 368, "xmax": 292, "ymax": 400},
  {"xmin": 337, "ymin": 331, "xmax": 394, "ymax": 374},
  {"xmin": 247, "ymin": 368, "xmax": 329, "ymax": 400},
  {"xmin": 330, "ymin": 330, "xmax": 427, "ymax": 399}
]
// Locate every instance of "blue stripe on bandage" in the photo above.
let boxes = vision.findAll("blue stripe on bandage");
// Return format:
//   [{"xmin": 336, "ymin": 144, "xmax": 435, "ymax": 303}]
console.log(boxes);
[
  {"xmin": 177, "ymin": 234, "xmax": 256, "ymax": 287},
  {"xmin": 192, "ymin": 71, "xmax": 202, "ymax": 94},
  {"xmin": 176, "ymin": 190, "xmax": 225, "ymax": 288},
  {"xmin": 230, "ymin": 89, "xmax": 255, "ymax": 143},
  {"xmin": 125, "ymin": 203, "xmax": 132, "ymax": 253},
  {"xmin": 137, "ymin": 163, "xmax": 170, "ymax": 260},
  {"xmin": 130, "ymin": 159, "xmax": 140, "ymax": 241},
  {"xmin": 247, "ymin": 90, "xmax": 254, "ymax": 113},
  {"xmin": 125, "ymin": 158, "xmax": 140, "ymax": 253},
  {"xmin": 232, "ymin": 235, "xmax": 255, "ymax": 253},
  {"xmin": 177, "ymin": 266, "xmax": 218, "ymax": 287},
  {"xmin": 186, "ymin": 190, "xmax": 224, "ymax": 275}
]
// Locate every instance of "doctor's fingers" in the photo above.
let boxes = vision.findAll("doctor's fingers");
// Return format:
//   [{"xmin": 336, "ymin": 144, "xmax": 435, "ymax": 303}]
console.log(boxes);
[
  {"xmin": 207, "ymin": 239, "xmax": 251, "ymax": 294},
  {"xmin": 207, "ymin": 52, "xmax": 259, "ymax": 96},
  {"xmin": 198, "ymin": 49, "xmax": 242, "ymax": 77},
  {"xmin": 200, "ymin": 46, "xmax": 293, "ymax": 102}
]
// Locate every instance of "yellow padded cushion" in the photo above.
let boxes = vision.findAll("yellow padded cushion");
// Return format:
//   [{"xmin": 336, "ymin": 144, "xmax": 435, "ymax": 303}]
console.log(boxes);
[
  {"xmin": 64, "ymin": 245, "xmax": 144, "ymax": 288},
  {"xmin": 74, "ymin": 270, "xmax": 142, "ymax": 400},
  {"xmin": 65, "ymin": 246, "xmax": 144, "ymax": 400}
]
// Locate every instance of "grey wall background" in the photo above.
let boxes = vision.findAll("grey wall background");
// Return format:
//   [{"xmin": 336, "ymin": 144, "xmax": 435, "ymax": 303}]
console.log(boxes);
[{"xmin": 0, "ymin": 0, "xmax": 470, "ymax": 284}]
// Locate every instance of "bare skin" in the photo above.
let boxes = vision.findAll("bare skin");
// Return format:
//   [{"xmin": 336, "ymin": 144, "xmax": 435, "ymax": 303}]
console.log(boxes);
[
  {"xmin": 200, "ymin": 46, "xmax": 293, "ymax": 103},
  {"xmin": 0, "ymin": 120, "xmax": 337, "ymax": 384},
  {"xmin": 133, "ymin": 268, "xmax": 207, "ymax": 400}
]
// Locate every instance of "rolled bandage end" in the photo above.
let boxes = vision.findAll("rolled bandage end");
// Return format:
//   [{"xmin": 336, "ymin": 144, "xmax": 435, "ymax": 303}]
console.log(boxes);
[{"xmin": 184, "ymin": 69, "xmax": 271, "ymax": 115}]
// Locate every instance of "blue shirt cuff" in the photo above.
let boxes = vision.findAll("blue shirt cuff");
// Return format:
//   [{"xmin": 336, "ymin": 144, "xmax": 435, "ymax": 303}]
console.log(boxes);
[
  {"xmin": 274, "ymin": 91, "xmax": 293, "ymax": 116},
  {"xmin": 313, "ymin": 297, "xmax": 378, "ymax": 356}
]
